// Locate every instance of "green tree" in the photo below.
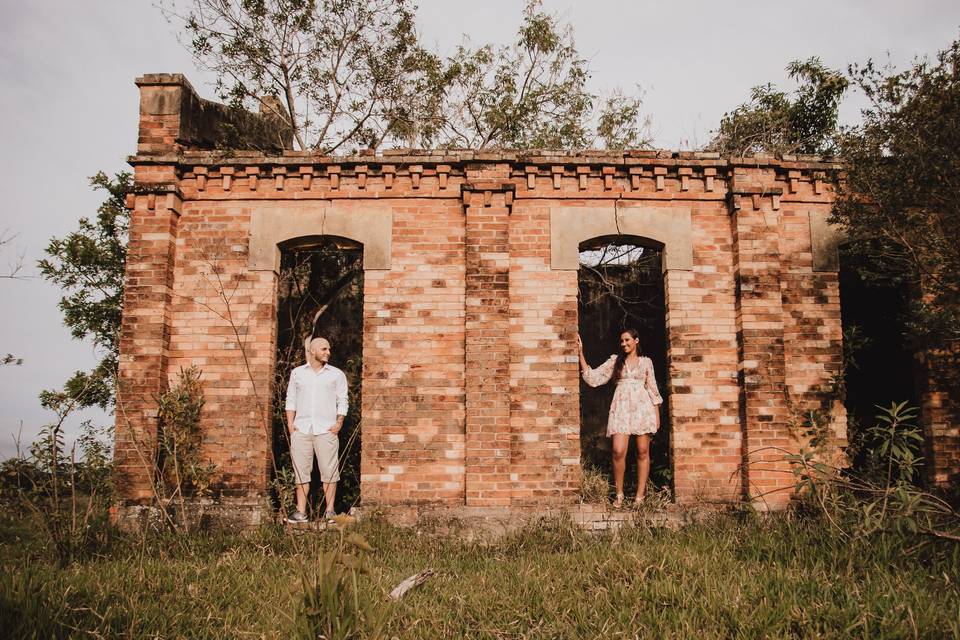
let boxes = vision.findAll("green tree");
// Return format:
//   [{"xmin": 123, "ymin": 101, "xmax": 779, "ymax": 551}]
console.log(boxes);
[
  {"xmin": 831, "ymin": 38, "xmax": 960, "ymax": 347},
  {"xmin": 167, "ymin": 0, "xmax": 429, "ymax": 152},
  {"xmin": 709, "ymin": 57, "xmax": 848, "ymax": 156},
  {"xmin": 411, "ymin": 1, "xmax": 649, "ymax": 150},
  {"xmin": 165, "ymin": 0, "xmax": 650, "ymax": 151},
  {"xmin": 38, "ymin": 172, "xmax": 130, "ymax": 409}
]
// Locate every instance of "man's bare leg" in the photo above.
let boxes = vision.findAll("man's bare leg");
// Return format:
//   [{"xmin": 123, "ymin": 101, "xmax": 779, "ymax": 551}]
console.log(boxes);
[
  {"xmin": 295, "ymin": 483, "xmax": 310, "ymax": 514},
  {"xmin": 322, "ymin": 481, "xmax": 337, "ymax": 516}
]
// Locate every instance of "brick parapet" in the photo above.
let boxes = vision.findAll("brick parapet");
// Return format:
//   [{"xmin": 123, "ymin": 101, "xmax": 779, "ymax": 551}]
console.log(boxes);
[
  {"xmin": 128, "ymin": 150, "xmax": 841, "ymax": 206},
  {"xmin": 134, "ymin": 74, "xmax": 292, "ymax": 155},
  {"xmin": 132, "ymin": 147, "xmax": 842, "ymax": 167},
  {"xmin": 124, "ymin": 153, "xmax": 839, "ymax": 221}
]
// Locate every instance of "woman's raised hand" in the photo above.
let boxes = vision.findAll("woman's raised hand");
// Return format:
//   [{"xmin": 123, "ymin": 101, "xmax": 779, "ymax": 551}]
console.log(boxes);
[{"xmin": 576, "ymin": 334, "xmax": 583, "ymax": 354}]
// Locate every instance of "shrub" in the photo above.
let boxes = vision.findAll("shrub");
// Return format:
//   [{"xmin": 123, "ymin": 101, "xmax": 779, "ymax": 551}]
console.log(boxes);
[
  {"xmin": 0, "ymin": 419, "xmax": 115, "ymax": 565},
  {"xmin": 790, "ymin": 402, "xmax": 960, "ymax": 550},
  {"xmin": 154, "ymin": 366, "xmax": 217, "ymax": 530}
]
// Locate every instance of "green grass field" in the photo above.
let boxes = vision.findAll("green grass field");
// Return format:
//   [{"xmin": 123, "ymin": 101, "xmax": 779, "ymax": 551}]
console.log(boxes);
[{"xmin": 2, "ymin": 511, "xmax": 958, "ymax": 639}]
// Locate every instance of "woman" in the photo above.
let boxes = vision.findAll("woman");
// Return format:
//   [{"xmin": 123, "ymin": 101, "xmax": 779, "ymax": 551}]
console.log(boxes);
[{"xmin": 578, "ymin": 329, "xmax": 663, "ymax": 508}]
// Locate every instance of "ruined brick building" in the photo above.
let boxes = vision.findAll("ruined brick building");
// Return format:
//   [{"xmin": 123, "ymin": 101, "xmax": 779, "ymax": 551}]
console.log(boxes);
[{"xmin": 114, "ymin": 74, "xmax": 958, "ymax": 526}]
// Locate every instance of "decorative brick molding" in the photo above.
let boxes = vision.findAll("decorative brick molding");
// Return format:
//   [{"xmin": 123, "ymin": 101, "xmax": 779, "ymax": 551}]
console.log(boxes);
[
  {"xmin": 247, "ymin": 202, "xmax": 393, "ymax": 271},
  {"xmin": 549, "ymin": 205, "xmax": 693, "ymax": 271},
  {"xmin": 808, "ymin": 209, "xmax": 842, "ymax": 272}
]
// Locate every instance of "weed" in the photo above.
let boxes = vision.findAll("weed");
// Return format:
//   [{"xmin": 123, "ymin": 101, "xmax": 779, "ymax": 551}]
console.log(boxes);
[
  {"xmin": 296, "ymin": 524, "xmax": 389, "ymax": 639},
  {"xmin": 783, "ymin": 402, "xmax": 960, "ymax": 555},
  {"xmin": 579, "ymin": 461, "xmax": 609, "ymax": 504},
  {"xmin": 1, "ymin": 416, "xmax": 115, "ymax": 566},
  {"xmin": 155, "ymin": 366, "xmax": 218, "ymax": 530}
]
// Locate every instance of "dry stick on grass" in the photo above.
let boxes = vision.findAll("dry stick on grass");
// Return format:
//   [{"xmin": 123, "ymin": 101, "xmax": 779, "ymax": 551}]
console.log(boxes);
[{"xmin": 388, "ymin": 570, "xmax": 435, "ymax": 601}]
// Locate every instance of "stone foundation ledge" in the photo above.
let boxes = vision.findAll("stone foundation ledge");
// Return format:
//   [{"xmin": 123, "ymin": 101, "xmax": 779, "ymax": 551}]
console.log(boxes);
[
  {"xmin": 338, "ymin": 503, "xmax": 714, "ymax": 539},
  {"xmin": 112, "ymin": 497, "xmax": 271, "ymax": 532},
  {"xmin": 114, "ymin": 499, "xmax": 726, "ymax": 536}
]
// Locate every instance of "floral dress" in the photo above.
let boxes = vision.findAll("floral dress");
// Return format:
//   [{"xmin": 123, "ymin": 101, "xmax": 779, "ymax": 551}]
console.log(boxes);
[{"xmin": 582, "ymin": 355, "xmax": 663, "ymax": 436}]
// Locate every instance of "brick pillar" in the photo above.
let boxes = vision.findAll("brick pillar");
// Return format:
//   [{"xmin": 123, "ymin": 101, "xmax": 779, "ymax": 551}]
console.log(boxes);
[
  {"xmin": 730, "ymin": 168, "xmax": 793, "ymax": 508},
  {"xmin": 463, "ymin": 183, "xmax": 513, "ymax": 506},
  {"xmin": 507, "ymin": 201, "xmax": 580, "ymax": 505},
  {"xmin": 115, "ymin": 186, "xmax": 181, "ymax": 503},
  {"xmin": 920, "ymin": 347, "xmax": 960, "ymax": 486}
]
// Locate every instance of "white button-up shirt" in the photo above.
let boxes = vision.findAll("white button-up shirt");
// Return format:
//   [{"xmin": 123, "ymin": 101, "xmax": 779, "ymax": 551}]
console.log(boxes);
[{"xmin": 284, "ymin": 363, "xmax": 349, "ymax": 435}]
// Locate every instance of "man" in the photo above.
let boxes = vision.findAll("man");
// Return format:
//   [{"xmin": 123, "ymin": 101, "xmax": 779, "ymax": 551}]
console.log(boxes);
[{"xmin": 284, "ymin": 336, "xmax": 349, "ymax": 523}]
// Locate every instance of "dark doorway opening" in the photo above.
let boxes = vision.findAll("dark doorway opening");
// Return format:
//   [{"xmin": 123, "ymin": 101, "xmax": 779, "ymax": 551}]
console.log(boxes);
[
  {"xmin": 838, "ymin": 250, "xmax": 921, "ymax": 476},
  {"xmin": 578, "ymin": 236, "xmax": 672, "ymax": 496},
  {"xmin": 274, "ymin": 237, "xmax": 364, "ymax": 513}
]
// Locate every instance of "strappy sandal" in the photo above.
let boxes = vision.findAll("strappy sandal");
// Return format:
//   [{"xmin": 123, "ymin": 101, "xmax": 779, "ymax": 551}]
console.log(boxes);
[{"xmin": 612, "ymin": 492, "xmax": 625, "ymax": 509}]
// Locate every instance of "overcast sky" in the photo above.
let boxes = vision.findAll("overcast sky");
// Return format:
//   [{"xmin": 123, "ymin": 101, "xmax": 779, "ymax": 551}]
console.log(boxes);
[{"xmin": 1, "ymin": 0, "xmax": 959, "ymax": 458}]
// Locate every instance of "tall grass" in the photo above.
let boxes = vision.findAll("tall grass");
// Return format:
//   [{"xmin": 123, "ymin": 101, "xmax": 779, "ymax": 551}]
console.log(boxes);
[{"xmin": 2, "ymin": 510, "xmax": 957, "ymax": 639}]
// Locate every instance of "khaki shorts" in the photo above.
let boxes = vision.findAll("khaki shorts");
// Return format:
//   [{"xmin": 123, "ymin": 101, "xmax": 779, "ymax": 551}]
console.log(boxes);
[{"xmin": 290, "ymin": 430, "xmax": 340, "ymax": 484}]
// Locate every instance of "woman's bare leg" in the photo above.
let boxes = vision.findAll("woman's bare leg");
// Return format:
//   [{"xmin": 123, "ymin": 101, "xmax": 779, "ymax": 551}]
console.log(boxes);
[
  {"xmin": 635, "ymin": 434, "xmax": 651, "ymax": 499},
  {"xmin": 611, "ymin": 434, "xmax": 629, "ymax": 503}
]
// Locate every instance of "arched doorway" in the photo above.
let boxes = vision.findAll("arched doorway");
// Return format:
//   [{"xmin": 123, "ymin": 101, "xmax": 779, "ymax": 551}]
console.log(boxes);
[
  {"xmin": 578, "ymin": 235, "xmax": 672, "ymax": 497},
  {"xmin": 273, "ymin": 236, "xmax": 364, "ymax": 513}
]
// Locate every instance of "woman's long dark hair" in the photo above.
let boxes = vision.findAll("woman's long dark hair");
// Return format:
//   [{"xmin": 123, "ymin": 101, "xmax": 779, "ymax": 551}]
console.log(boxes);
[{"xmin": 612, "ymin": 328, "xmax": 642, "ymax": 382}]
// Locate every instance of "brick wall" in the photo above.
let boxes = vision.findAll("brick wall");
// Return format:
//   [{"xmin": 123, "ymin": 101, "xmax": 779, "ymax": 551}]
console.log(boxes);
[
  {"xmin": 115, "ymin": 74, "xmax": 909, "ymax": 520},
  {"xmin": 361, "ymin": 197, "xmax": 467, "ymax": 504},
  {"xmin": 508, "ymin": 199, "xmax": 580, "ymax": 505},
  {"xmin": 165, "ymin": 200, "xmax": 276, "ymax": 496},
  {"xmin": 667, "ymin": 202, "xmax": 742, "ymax": 503}
]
